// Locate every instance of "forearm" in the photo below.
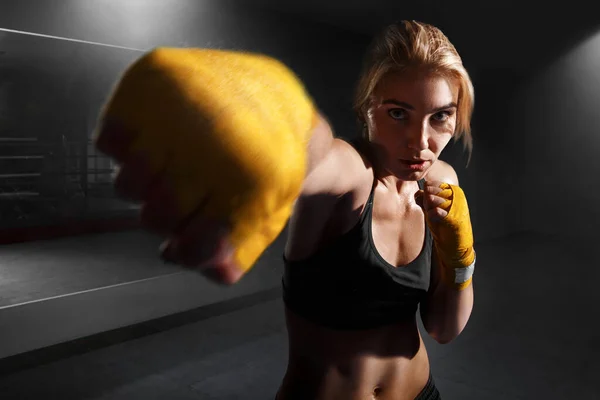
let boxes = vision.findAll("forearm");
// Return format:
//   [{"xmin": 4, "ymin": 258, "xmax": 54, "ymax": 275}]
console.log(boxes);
[{"xmin": 421, "ymin": 277, "xmax": 474, "ymax": 344}]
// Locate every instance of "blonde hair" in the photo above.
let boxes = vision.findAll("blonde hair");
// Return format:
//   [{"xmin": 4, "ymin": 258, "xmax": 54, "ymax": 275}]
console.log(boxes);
[{"xmin": 353, "ymin": 20, "xmax": 474, "ymax": 163}]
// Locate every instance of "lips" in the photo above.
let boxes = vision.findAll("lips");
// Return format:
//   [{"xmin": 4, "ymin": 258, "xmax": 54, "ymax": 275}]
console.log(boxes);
[
  {"xmin": 399, "ymin": 159, "xmax": 428, "ymax": 171},
  {"xmin": 400, "ymin": 159, "xmax": 427, "ymax": 164},
  {"xmin": 401, "ymin": 160, "xmax": 427, "ymax": 164}
]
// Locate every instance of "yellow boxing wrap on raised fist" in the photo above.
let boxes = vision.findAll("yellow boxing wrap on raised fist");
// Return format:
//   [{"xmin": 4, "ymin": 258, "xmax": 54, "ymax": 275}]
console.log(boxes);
[
  {"xmin": 427, "ymin": 183, "xmax": 476, "ymax": 290},
  {"xmin": 98, "ymin": 47, "xmax": 318, "ymax": 273}
]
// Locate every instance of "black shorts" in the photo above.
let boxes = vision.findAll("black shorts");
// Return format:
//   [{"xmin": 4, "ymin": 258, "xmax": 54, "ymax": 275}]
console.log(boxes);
[{"xmin": 416, "ymin": 373, "xmax": 442, "ymax": 400}]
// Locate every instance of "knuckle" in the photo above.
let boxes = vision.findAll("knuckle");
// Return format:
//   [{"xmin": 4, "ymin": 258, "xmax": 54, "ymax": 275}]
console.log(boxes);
[{"xmin": 436, "ymin": 208, "xmax": 448, "ymax": 219}]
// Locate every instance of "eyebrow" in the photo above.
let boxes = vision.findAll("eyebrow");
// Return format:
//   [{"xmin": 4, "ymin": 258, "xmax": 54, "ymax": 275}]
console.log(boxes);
[{"xmin": 382, "ymin": 99, "xmax": 458, "ymax": 113}]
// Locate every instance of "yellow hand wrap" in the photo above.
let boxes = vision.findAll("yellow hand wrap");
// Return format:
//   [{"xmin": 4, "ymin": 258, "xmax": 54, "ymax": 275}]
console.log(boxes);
[
  {"xmin": 428, "ymin": 183, "xmax": 476, "ymax": 290},
  {"xmin": 97, "ymin": 47, "xmax": 318, "ymax": 273}
]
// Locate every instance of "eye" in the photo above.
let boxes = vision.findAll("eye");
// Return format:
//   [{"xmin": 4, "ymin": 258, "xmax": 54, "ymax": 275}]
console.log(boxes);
[
  {"xmin": 432, "ymin": 110, "xmax": 453, "ymax": 122},
  {"xmin": 388, "ymin": 109, "xmax": 407, "ymax": 120}
]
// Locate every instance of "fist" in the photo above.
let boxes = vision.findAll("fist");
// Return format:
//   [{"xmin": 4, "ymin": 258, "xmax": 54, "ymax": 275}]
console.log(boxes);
[
  {"xmin": 414, "ymin": 180, "xmax": 453, "ymax": 224},
  {"xmin": 97, "ymin": 120, "xmax": 243, "ymax": 285},
  {"xmin": 94, "ymin": 48, "xmax": 318, "ymax": 285},
  {"xmin": 415, "ymin": 181, "xmax": 475, "ymax": 267}
]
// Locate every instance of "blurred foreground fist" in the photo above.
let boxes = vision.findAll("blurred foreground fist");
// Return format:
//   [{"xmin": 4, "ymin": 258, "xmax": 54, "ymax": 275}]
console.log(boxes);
[{"xmin": 94, "ymin": 48, "xmax": 318, "ymax": 284}]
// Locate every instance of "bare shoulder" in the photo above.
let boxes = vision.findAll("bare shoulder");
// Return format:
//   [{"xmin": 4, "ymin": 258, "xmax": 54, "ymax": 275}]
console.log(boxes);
[
  {"xmin": 301, "ymin": 137, "xmax": 371, "ymax": 198},
  {"xmin": 286, "ymin": 137, "xmax": 371, "ymax": 259},
  {"xmin": 426, "ymin": 159, "xmax": 459, "ymax": 186}
]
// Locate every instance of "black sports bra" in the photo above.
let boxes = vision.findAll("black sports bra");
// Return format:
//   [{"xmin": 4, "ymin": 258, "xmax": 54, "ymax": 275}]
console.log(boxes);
[{"xmin": 282, "ymin": 175, "xmax": 433, "ymax": 330}]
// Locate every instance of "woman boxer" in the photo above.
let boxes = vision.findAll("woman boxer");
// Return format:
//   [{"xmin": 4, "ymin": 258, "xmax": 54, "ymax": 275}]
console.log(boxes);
[
  {"xmin": 276, "ymin": 21, "xmax": 475, "ymax": 400},
  {"xmin": 96, "ymin": 20, "xmax": 475, "ymax": 400}
]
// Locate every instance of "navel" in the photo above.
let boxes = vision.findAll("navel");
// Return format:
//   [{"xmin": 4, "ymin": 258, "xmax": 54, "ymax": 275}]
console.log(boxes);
[{"xmin": 372, "ymin": 385, "xmax": 383, "ymax": 399}]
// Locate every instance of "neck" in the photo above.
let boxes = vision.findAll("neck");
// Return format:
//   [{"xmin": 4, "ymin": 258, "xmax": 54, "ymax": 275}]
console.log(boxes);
[
  {"xmin": 378, "ymin": 170, "xmax": 419, "ymax": 197},
  {"xmin": 359, "ymin": 139, "xmax": 421, "ymax": 198},
  {"xmin": 364, "ymin": 142, "xmax": 418, "ymax": 195}
]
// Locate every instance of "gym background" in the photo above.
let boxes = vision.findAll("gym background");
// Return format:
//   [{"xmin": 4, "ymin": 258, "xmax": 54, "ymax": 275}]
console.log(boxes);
[{"xmin": 0, "ymin": 0, "xmax": 597, "ymax": 398}]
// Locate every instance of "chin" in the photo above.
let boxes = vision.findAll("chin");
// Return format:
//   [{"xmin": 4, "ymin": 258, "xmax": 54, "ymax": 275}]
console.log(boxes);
[
  {"xmin": 405, "ymin": 172, "xmax": 427, "ymax": 181},
  {"xmin": 393, "ymin": 166, "xmax": 430, "ymax": 181}
]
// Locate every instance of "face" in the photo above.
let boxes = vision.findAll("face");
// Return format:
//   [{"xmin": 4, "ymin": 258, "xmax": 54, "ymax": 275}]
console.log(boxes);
[{"xmin": 364, "ymin": 68, "xmax": 459, "ymax": 181}]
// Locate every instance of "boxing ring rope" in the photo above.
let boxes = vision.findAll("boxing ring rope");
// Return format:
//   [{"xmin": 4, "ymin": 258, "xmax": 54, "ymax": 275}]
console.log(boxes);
[
  {"xmin": 0, "ymin": 135, "xmax": 138, "ymax": 230},
  {"xmin": 0, "ymin": 27, "xmax": 147, "ymax": 232}
]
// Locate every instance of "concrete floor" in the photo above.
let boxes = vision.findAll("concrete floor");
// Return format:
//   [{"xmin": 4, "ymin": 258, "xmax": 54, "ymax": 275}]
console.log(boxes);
[
  {"xmin": 0, "ymin": 231, "xmax": 172, "ymax": 307},
  {"xmin": 0, "ymin": 232, "xmax": 598, "ymax": 399}
]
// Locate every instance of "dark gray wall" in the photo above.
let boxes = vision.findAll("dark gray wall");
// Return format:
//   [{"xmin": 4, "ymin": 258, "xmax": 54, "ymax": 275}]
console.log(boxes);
[
  {"xmin": 442, "ymin": 23, "xmax": 600, "ymax": 244},
  {"xmin": 0, "ymin": 0, "xmax": 368, "ymax": 134},
  {"xmin": 441, "ymin": 69, "xmax": 527, "ymax": 243},
  {"xmin": 513, "ymin": 32, "xmax": 600, "ymax": 242}
]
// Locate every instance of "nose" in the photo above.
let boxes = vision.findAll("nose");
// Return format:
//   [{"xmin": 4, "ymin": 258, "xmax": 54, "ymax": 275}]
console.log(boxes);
[{"xmin": 405, "ymin": 120, "xmax": 429, "ymax": 151}]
